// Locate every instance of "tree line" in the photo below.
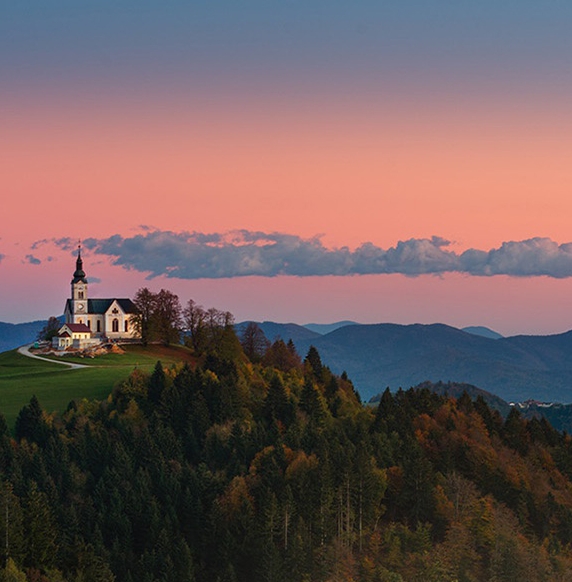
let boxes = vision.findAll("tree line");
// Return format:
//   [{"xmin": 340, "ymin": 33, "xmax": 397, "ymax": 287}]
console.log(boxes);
[{"xmin": 132, "ymin": 288, "xmax": 237, "ymax": 352}]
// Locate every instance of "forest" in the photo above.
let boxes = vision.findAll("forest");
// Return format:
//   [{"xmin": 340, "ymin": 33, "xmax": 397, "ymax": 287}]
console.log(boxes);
[{"xmin": 3, "ymin": 299, "xmax": 572, "ymax": 581}]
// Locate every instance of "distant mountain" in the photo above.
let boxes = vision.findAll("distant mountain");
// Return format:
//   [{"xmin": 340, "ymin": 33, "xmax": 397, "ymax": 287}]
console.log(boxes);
[
  {"xmin": 236, "ymin": 321, "xmax": 320, "ymax": 345},
  {"xmin": 291, "ymin": 323, "xmax": 572, "ymax": 403},
  {"xmin": 462, "ymin": 326, "xmax": 503, "ymax": 339},
  {"xmin": 0, "ymin": 320, "xmax": 49, "ymax": 353},
  {"xmin": 303, "ymin": 321, "xmax": 358, "ymax": 335}
]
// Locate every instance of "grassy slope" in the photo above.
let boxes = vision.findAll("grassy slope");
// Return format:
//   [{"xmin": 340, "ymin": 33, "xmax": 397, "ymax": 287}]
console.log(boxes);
[{"xmin": 0, "ymin": 345, "xmax": 194, "ymax": 427}]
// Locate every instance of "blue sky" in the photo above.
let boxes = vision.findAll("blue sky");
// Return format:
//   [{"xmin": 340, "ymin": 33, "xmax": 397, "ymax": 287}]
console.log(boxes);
[{"xmin": 3, "ymin": 1, "xmax": 572, "ymax": 99}]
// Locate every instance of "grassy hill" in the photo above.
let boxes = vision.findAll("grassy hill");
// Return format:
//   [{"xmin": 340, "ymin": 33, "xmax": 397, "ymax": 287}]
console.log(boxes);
[{"xmin": 0, "ymin": 345, "xmax": 195, "ymax": 427}]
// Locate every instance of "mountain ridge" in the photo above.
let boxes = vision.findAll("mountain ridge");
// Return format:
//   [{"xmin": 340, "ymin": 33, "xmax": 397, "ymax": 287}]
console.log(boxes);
[{"xmin": 241, "ymin": 321, "xmax": 572, "ymax": 404}]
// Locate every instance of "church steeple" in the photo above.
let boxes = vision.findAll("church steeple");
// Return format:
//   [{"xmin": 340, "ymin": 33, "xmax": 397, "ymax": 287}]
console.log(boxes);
[
  {"xmin": 70, "ymin": 243, "xmax": 89, "ymax": 323},
  {"xmin": 71, "ymin": 243, "xmax": 88, "ymax": 285}
]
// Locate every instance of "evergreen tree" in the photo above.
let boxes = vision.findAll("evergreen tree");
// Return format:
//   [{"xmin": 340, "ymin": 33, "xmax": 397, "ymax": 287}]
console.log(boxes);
[
  {"xmin": 148, "ymin": 361, "xmax": 166, "ymax": 405},
  {"xmin": 264, "ymin": 376, "xmax": 294, "ymax": 426},
  {"xmin": 15, "ymin": 396, "xmax": 48, "ymax": 447},
  {"xmin": 304, "ymin": 346, "xmax": 323, "ymax": 382},
  {"xmin": 24, "ymin": 483, "xmax": 58, "ymax": 569}
]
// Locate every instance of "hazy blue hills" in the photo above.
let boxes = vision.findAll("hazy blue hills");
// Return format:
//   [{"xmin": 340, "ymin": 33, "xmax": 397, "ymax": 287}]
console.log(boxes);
[
  {"xmin": 285, "ymin": 323, "xmax": 572, "ymax": 404},
  {"xmin": 0, "ymin": 320, "xmax": 48, "ymax": 353}
]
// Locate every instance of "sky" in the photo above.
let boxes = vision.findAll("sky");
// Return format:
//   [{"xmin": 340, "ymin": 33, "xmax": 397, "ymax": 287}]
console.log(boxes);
[{"xmin": 2, "ymin": 1, "xmax": 572, "ymax": 335}]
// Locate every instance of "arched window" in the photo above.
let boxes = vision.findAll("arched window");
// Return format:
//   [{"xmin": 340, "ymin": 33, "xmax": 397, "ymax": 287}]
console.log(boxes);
[
  {"xmin": 124, "ymin": 320, "xmax": 129, "ymax": 333},
  {"xmin": 87, "ymin": 320, "xmax": 91, "ymax": 329},
  {"xmin": 97, "ymin": 320, "xmax": 101, "ymax": 333},
  {"xmin": 112, "ymin": 318, "xmax": 119, "ymax": 333},
  {"xmin": 78, "ymin": 291, "xmax": 84, "ymax": 299}
]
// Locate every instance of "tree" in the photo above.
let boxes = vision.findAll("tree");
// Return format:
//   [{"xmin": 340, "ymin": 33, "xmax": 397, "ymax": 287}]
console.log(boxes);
[
  {"xmin": 15, "ymin": 396, "xmax": 48, "ymax": 446},
  {"xmin": 24, "ymin": 483, "xmax": 58, "ymax": 569},
  {"xmin": 183, "ymin": 299, "xmax": 207, "ymax": 354},
  {"xmin": 154, "ymin": 289, "xmax": 182, "ymax": 346},
  {"xmin": 0, "ymin": 484, "xmax": 25, "ymax": 567},
  {"xmin": 132, "ymin": 288, "xmax": 158, "ymax": 346},
  {"xmin": 263, "ymin": 339, "xmax": 301, "ymax": 372},
  {"xmin": 37, "ymin": 317, "xmax": 61, "ymax": 342},
  {"xmin": 240, "ymin": 323, "xmax": 270, "ymax": 362},
  {"xmin": 304, "ymin": 346, "xmax": 324, "ymax": 382},
  {"xmin": 1, "ymin": 558, "xmax": 27, "ymax": 582},
  {"xmin": 264, "ymin": 375, "xmax": 294, "ymax": 425},
  {"xmin": 205, "ymin": 308, "xmax": 230, "ymax": 351},
  {"xmin": 148, "ymin": 361, "xmax": 166, "ymax": 404},
  {"xmin": 183, "ymin": 301, "xmax": 237, "ymax": 356},
  {"xmin": 299, "ymin": 377, "xmax": 327, "ymax": 425}
]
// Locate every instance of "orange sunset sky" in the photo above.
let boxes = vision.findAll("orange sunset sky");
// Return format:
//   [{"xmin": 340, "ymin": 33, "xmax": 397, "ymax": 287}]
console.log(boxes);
[{"xmin": 2, "ymin": 2, "xmax": 572, "ymax": 335}]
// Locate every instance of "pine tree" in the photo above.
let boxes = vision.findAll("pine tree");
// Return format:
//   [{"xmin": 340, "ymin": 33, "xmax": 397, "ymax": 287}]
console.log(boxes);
[{"xmin": 148, "ymin": 361, "xmax": 166, "ymax": 404}]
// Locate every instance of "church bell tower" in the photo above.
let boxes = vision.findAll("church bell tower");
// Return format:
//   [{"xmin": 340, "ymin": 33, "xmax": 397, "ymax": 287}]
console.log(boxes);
[{"xmin": 71, "ymin": 244, "xmax": 88, "ymax": 322}]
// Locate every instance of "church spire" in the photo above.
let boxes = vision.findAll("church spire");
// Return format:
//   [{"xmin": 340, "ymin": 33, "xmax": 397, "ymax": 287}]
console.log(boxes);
[{"xmin": 71, "ymin": 242, "xmax": 88, "ymax": 284}]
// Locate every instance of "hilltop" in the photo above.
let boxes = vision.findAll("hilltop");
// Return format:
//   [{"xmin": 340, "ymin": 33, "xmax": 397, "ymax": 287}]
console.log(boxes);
[{"xmin": 0, "ymin": 344, "xmax": 196, "ymax": 427}]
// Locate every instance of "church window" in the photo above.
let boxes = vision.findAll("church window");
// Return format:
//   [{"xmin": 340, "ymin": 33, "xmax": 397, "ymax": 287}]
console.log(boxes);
[
  {"xmin": 79, "ymin": 291, "xmax": 84, "ymax": 299},
  {"xmin": 112, "ymin": 318, "xmax": 119, "ymax": 333},
  {"xmin": 87, "ymin": 320, "xmax": 91, "ymax": 329},
  {"xmin": 97, "ymin": 320, "xmax": 101, "ymax": 333},
  {"xmin": 124, "ymin": 320, "xmax": 129, "ymax": 332}
]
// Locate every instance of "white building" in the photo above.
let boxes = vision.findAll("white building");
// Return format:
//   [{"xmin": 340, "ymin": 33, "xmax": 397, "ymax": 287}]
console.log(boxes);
[
  {"xmin": 61, "ymin": 247, "xmax": 139, "ymax": 342},
  {"xmin": 52, "ymin": 322, "xmax": 100, "ymax": 350}
]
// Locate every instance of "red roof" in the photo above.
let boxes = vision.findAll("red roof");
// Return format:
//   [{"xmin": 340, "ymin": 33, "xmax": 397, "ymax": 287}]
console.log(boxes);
[
  {"xmin": 64, "ymin": 323, "xmax": 92, "ymax": 333},
  {"xmin": 58, "ymin": 331, "xmax": 71, "ymax": 338}
]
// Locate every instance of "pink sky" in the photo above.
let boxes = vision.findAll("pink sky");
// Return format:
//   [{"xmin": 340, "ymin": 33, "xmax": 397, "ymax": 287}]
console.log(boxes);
[{"xmin": 2, "ymin": 90, "xmax": 572, "ymax": 335}]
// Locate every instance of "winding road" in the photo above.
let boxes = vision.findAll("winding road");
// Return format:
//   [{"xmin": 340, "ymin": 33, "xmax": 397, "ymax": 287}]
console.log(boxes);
[{"xmin": 18, "ymin": 344, "xmax": 88, "ymax": 369}]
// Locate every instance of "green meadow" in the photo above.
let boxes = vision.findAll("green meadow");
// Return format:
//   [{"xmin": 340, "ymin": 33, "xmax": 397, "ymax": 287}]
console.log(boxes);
[{"xmin": 0, "ymin": 345, "xmax": 195, "ymax": 427}]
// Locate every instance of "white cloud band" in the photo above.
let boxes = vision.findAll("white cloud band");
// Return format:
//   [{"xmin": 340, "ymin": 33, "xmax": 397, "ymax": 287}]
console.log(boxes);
[{"xmin": 50, "ymin": 231, "xmax": 572, "ymax": 279}]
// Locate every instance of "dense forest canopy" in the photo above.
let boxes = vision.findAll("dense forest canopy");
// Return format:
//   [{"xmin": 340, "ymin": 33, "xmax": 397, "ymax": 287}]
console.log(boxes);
[{"xmin": 2, "ymin": 298, "xmax": 572, "ymax": 580}]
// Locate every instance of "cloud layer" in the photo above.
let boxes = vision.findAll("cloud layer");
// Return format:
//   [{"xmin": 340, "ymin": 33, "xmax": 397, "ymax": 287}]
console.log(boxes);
[{"xmin": 48, "ymin": 231, "xmax": 572, "ymax": 280}]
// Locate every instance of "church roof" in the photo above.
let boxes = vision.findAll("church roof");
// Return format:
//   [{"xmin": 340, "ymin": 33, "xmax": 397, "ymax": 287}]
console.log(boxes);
[
  {"xmin": 65, "ymin": 298, "xmax": 139, "ymax": 315},
  {"xmin": 88, "ymin": 298, "xmax": 138, "ymax": 314},
  {"xmin": 64, "ymin": 323, "xmax": 92, "ymax": 334}
]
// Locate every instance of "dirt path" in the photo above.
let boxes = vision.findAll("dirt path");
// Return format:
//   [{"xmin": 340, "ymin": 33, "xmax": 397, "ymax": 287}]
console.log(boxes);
[{"xmin": 18, "ymin": 344, "xmax": 88, "ymax": 369}]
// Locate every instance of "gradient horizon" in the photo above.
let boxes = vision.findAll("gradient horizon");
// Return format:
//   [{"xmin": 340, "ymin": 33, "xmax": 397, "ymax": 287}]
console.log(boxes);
[{"xmin": 2, "ymin": 2, "xmax": 572, "ymax": 334}]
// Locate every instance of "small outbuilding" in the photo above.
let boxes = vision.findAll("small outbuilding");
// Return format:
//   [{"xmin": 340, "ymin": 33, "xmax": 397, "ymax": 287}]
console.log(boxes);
[{"xmin": 52, "ymin": 323, "xmax": 99, "ymax": 351}]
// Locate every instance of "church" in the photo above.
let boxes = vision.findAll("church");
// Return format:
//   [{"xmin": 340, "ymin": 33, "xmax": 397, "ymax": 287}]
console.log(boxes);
[{"xmin": 53, "ymin": 247, "xmax": 139, "ymax": 349}]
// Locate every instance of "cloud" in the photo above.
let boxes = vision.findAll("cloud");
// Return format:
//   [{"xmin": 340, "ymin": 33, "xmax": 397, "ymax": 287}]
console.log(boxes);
[
  {"xmin": 24, "ymin": 254, "xmax": 42, "ymax": 265},
  {"xmin": 52, "ymin": 230, "xmax": 572, "ymax": 280}
]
